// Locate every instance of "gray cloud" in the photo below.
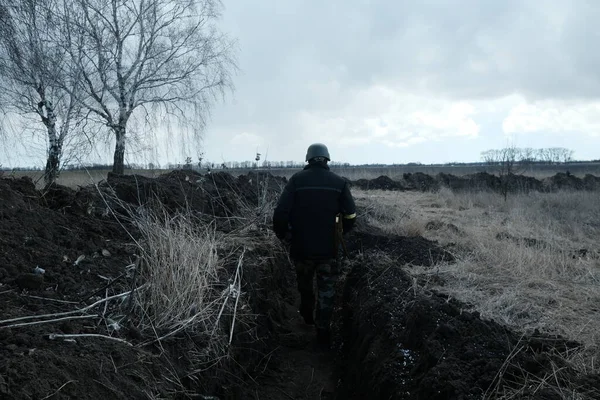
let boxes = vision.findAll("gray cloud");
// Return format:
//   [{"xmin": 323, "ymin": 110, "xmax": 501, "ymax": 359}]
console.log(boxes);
[
  {"xmin": 198, "ymin": 0, "xmax": 600, "ymax": 164},
  {"xmin": 222, "ymin": 0, "xmax": 599, "ymax": 102}
]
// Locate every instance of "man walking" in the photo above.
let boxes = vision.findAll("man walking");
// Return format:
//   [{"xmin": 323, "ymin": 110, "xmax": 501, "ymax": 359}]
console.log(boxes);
[{"xmin": 272, "ymin": 143, "xmax": 356, "ymax": 347}]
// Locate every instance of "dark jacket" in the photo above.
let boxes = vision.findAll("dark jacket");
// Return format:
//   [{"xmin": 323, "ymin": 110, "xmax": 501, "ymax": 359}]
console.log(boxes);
[{"xmin": 273, "ymin": 162, "xmax": 356, "ymax": 260}]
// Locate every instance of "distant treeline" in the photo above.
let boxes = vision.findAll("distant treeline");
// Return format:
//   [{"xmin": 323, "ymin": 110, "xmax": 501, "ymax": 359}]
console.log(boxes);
[
  {"xmin": 480, "ymin": 147, "xmax": 578, "ymax": 166},
  {"xmin": 3, "ymin": 158, "xmax": 600, "ymax": 173}
]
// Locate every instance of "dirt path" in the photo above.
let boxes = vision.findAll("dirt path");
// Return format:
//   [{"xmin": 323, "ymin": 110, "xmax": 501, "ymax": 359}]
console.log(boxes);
[{"xmin": 254, "ymin": 293, "xmax": 337, "ymax": 400}]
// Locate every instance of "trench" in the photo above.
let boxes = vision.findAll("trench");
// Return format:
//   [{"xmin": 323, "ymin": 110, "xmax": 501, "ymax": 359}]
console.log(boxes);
[
  {"xmin": 243, "ymin": 230, "xmax": 596, "ymax": 400},
  {"xmin": 244, "ymin": 231, "xmax": 461, "ymax": 400}
]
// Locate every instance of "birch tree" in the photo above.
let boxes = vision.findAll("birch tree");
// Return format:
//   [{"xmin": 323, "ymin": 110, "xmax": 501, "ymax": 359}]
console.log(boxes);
[
  {"xmin": 0, "ymin": 0, "xmax": 82, "ymax": 185},
  {"xmin": 63, "ymin": 0, "xmax": 236, "ymax": 175}
]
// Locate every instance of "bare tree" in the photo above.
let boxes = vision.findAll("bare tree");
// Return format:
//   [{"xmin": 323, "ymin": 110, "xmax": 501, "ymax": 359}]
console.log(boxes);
[
  {"xmin": 547, "ymin": 147, "xmax": 574, "ymax": 164},
  {"xmin": 481, "ymin": 144, "xmax": 520, "ymax": 200},
  {"xmin": 481, "ymin": 149, "xmax": 499, "ymax": 165},
  {"xmin": 0, "ymin": 0, "xmax": 82, "ymax": 186},
  {"xmin": 62, "ymin": 0, "xmax": 236, "ymax": 175},
  {"xmin": 519, "ymin": 147, "xmax": 537, "ymax": 164}
]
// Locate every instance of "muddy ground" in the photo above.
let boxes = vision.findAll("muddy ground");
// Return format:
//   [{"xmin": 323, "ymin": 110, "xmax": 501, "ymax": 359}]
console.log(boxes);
[{"xmin": 1, "ymin": 171, "xmax": 599, "ymax": 399}]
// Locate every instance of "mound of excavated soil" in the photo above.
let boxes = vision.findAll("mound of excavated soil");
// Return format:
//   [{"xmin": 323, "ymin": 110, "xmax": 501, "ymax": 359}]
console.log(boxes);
[
  {"xmin": 0, "ymin": 177, "xmax": 163, "ymax": 399},
  {"xmin": 353, "ymin": 175, "xmax": 407, "ymax": 191},
  {"xmin": 351, "ymin": 172, "xmax": 600, "ymax": 193},
  {"xmin": 543, "ymin": 172, "xmax": 593, "ymax": 191},
  {"xmin": 402, "ymin": 172, "xmax": 439, "ymax": 191},
  {"xmin": 333, "ymin": 253, "xmax": 600, "ymax": 399},
  {"xmin": 101, "ymin": 170, "xmax": 286, "ymax": 223},
  {"xmin": 0, "ymin": 174, "xmax": 288, "ymax": 400}
]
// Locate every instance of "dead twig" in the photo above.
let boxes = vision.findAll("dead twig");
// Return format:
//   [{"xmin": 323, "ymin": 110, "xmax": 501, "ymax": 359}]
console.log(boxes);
[
  {"xmin": 40, "ymin": 380, "xmax": 76, "ymax": 400},
  {"xmin": 0, "ymin": 285, "xmax": 147, "ymax": 327},
  {"xmin": 229, "ymin": 248, "xmax": 245, "ymax": 345},
  {"xmin": 2, "ymin": 315, "xmax": 97, "ymax": 329},
  {"xmin": 80, "ymin": 272, "xmax": 126, "ymax": 302},
  {"xmin": 47, "ymin": 333, "xmax": 133, "ymax": 346},
  {"xmin": 22, "ymin": 294, "xmax": 80, "ymax": 305}
]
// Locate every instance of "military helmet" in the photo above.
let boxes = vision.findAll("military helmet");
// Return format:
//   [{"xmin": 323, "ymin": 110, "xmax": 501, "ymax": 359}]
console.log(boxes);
[{"xmin": 305, "ymin": 143, "xmax": 330, "ymax": 162}]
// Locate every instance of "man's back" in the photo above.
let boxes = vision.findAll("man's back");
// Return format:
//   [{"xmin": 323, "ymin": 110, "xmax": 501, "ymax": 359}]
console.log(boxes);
[
  {"xmin": 273, "ymin": 162, "xmax": 355, "ymax": 260},
  {"xmin": 272, "ymin": 143, "xmax": 356, "ymax": 348}
]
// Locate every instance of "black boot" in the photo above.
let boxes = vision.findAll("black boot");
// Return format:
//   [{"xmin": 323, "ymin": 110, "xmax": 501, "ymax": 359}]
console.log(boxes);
[
  {"xmin": 316, "ymin": 328, "xmax": 331, "ymax": 349},
  {"xmin": 299, "ymin": 301, "xmax": 315, "ymax": 325}
]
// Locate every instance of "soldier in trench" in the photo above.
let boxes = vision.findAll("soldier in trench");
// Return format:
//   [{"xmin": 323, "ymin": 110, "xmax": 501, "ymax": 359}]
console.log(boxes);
[{"xmin": 272, "ymin": 143, "xmax": 356, "ymax": 348}]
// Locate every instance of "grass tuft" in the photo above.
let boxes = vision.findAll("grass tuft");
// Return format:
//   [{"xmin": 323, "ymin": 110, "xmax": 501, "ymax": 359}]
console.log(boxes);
[{"xmin": 133, "ymin": 209, "xmax": 222, "ymax": 335}]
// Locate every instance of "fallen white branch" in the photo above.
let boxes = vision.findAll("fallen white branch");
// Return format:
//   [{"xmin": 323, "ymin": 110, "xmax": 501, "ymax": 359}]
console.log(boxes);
[
  {"xmin": 0, "ymin": 284, "xmax": 148, "ymax": 327},
  {"xmin": 47, "ymin": 333, "xmax": 133, "ymax": 346},
  {"xmin": 40, "ymin": 380, "xmax": 76, "ymax": 400},
  {"xmin": 22, "ymin": 294, "xmax": 80, "ymax": 305},
  {"xmin": 209, "ymin": 248, "xmax": 246, "ymax": 342},
  {"xmin": 229, "ymin": 249, "xmax": 245, "ymax": 345},
  {"xmin": 2, "ymin": 315, "xmax": 97, "ymax": 329}
]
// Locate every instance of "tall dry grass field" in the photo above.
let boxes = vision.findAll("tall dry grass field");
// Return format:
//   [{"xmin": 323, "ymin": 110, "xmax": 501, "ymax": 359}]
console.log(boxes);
[{"xmin": 357, "ymin": 187, "xmax": 600, "ymax": 379}]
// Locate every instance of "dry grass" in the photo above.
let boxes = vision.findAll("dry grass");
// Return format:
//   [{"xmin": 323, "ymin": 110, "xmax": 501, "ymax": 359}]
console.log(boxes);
[
  {"xmin": 133, "ymin": 209, "xmax": 222, "ymax": 334},
  {"xmin": 353, "ymin": 189, "xmax": 427, "ymax": 237},
  {"xmin": 429, "ymin": 190, "xmax": 600, "ymax": 383},
  {"xmin": 122, "ymin": 200, "xmax": 256, "ymax": 366},
  {"xmin": 363, "ymin": 188, "xmax": 600, "ymax": 378}
]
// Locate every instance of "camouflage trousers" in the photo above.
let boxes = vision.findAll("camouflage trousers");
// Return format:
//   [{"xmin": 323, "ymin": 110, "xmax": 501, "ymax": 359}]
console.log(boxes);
[{"xmin": 294, "ymin": 259, "xmax": 338, "ymax": 332}]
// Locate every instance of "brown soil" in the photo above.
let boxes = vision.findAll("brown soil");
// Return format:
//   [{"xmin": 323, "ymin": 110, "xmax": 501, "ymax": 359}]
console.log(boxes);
[{"xmin": 1, "ymin": 172, "xmax": 598, "ymax": 400}]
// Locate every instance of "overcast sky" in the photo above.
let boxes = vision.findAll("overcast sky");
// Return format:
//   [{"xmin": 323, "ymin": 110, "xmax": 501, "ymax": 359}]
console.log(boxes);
[{"xmin": 3, "ymin": 0, "xmax": 600, "ymax": 167}]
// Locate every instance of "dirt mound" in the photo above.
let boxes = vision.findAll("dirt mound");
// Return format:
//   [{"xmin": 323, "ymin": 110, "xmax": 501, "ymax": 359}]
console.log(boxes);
[
  {"xmin": 102, "ymin": 170, "xmax": 286, "ymax": 221},
  {"xmin": 402, "ymin": 172, "xmax": 439, "ymax": 191},
  {"xmin": 582, "ymin": 174, "xmax": 600, "ymax": 190},
  {"xmin": 333, "ymin": 256, "xmax": 599, "ymax": 399},
  {"xmin": 351, "ymin": 171, "xmax": 600, "ymax": 193},
  {"xmin": 0, "ymin": 177, "xmax": 161, "ymax": 399},
  {"xmin": 352, "ymin": 175, "xmax": 406, "ymax": 191},
  {"xmin": 0, "ymin": 175, "xmax": 285, "ymax": 399},
  {"xmin": 504, "ymin": 173, "xmax": 544, "ymax": 192},
  {"xmin": 0, "ymin": 177, "xmax": 131, "ymax": 285},
  {"xmin": 437, "ymin": 172, "xmax": 486, "ymax": 191},
  {"xmin": 465, "ymin": 171, "xmax": 501, "ymax": 190},
  {"xmin": 543, "ymin": 172, "xmax": 586, "ymax": 191}
]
